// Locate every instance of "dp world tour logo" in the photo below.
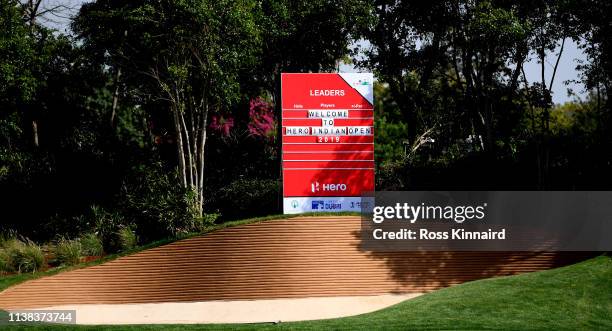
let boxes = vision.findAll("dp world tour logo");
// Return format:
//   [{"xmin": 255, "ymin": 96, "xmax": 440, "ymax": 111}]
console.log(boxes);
[
  {"xmin": 311, "ymin": 181, "xmax": 347, "ymax": 193},
  {"xmin": 291, "ymin": 200, "xmax": 299, "ymax": 209},
  {"xmin": 312, "ymin": 200, "xmax": 341, "ymax": 210},
  {"xmin": 312, "ymin": 200, "xmax": 325, "ymax": 210}
]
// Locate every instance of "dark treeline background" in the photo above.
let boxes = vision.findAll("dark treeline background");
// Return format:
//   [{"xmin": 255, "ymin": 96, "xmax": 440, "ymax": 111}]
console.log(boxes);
[{"xmin": 1, "ymin": 0, "xmax": 610, "ymax": 245}]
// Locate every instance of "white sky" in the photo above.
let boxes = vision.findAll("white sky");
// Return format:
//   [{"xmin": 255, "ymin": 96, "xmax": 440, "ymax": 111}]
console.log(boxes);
[
  {"xmin": 341, "ymin": 39, "xmax": 588, "ymax": 105},
  {"xmin": 52, "ymin": 0, "xmax": 587, "ymax": 104},
  {"xmin": 522, "ymin": 40, "xmax": 587, "ymax": 104}
]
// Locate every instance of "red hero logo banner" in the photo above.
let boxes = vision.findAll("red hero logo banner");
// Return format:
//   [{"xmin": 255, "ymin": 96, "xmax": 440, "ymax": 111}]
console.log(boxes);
[
  {"xmin": 283, "ymin": 169, "xmax": 374, "ymax": 197},
  {"xmin": 281, "ymin": 73, "xmax": 374, "ymax": 199}
]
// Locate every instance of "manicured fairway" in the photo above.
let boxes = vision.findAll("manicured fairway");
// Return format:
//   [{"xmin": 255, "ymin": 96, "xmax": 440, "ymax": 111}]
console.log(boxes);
[{"xmin": 2, "ymin": 255, "xmax": 610, "ymax": 330}]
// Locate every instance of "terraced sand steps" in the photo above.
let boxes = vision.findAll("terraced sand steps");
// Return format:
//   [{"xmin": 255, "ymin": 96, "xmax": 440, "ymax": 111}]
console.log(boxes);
[{"xmin": 0, "ymin": 216, "xmax": 591, "ymax": 309}]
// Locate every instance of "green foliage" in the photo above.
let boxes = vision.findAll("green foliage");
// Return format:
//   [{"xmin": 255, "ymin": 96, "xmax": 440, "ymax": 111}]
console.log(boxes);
[
  {"xmin": 54, "ymin": 238, "xmax": 82, "ymax": 266},
  {"xmin": 74, "ymin": 0, "xmax": 261, "ymax": 110},
  {"xmin": 120, "ymin": 163, "xmax": 205, "ymax": 240},
  {"xmin": 207, "ymin": 178, "xmax": 279, "ymax": 221},
  {"xmin": 0, "ymin": 0, "xmax": 76, "ymax": 141},
  {"xmin": 256, "ymin": 0, "xmax": 369, "ymax": 75},
  {"xmin": 72, "ymin": 0, "xmax": 263, "ymax": 219},
  {"xmin": 117, "ymin": 227, "xmax": 137, "ymax": 252},
  {"xmin": 0, "ymin": 0, "xmax": 59, "ymax": 186},
  {"xmin": 469, "ymin": 0, "xmax": 529, "ymax": 45},
  {"xmin": 374, "ymin": 82, "xmax": 408, "ymax": 166},
  {"xmin": 0, "ymin": 248, "xmax": 10, "ymax": 274},
  {"xmin": 549, "ymin": 101, "xmax": 599, "ymax": 135},
  {"xmin": 19, "ymin": 242, "xmax": 45, "ymax": 273},
  {"xmin": 0, "ymin": 0, "xmax": 36, "ymax": 102},
  {"xmin": 201, "ymin": 212, "xmax": 221, "ymax": 225},
  {"xmin": 79, "ymin": 233, "xmax": 104, "ymax": 256},
  {"xmin": 86, "ymin": 205, "xmax": 127, "ymax": 254},
  {"xmin": 357, "ymin": 1, "xmax": 612, "ymax": 190},
  {"xmin": 1, "ymin": 238, "xmax": 45, "ymax": 273},
  {"xmin": 0, "ymin": 234, "xmax": 15, "ymax": 274},
  {"xmin": 1, "ymin": 0, "xmax": 612, "ymax": 245}
]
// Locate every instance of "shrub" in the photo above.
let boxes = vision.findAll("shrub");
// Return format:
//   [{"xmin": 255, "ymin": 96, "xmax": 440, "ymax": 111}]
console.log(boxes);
[
  {"xmin": 0, "ymin": 235, "xmax": 17, "ymax": 274},
  {"xmin": 117, "ymin": 227, "xmax": 137, "ymax": 251},
  {"xmin": 79, "ymin": 233, "xmax": 104, "ymax": 256},
  {"xmin": 120, "ymin": 163, "xmax": 204, "ymax": 240},
  {"xmin": 85, "ymin": 205, "xmax": 127, "ymax": 254},
  {"xmin": 21, "ymin": 242, "xmax": 45, "ymax": 272},
  {"xmin": 207, "ymin": 178, "xmax": 279, "ymax": 221},
  {"xmin": 3, "ymin": 238, "xmax": 45, "ymax": 273},
  {"xmin": 201, "ymin": 212, "xmax": 220, "ymax": 226},
  {"xmin": 54, "ymin": 238, "xmax": 82, "ymax": 266},
  {"xmin": 0, "ymin": 248, "xmax": 12, "ymax": 274}
]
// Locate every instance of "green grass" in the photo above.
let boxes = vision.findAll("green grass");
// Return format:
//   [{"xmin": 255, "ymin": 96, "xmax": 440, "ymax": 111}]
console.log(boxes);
[
  {"xmin": 0, "ymin": 212, "xmax": 358, "ymax": 293},
  {"xmin": 1, "ymin": 255, "xmax": 610, "ymax": 330}
]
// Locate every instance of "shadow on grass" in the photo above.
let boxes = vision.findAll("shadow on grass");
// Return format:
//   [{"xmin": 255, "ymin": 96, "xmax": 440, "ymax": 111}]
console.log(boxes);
[{"xmin": 349, "ymin": 225, "xmax": 596, "ymax": 291}]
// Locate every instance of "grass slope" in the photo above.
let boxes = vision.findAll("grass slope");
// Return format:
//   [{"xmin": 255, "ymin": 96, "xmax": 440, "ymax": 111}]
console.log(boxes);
[{"xmin": 2, "ymin": 255, "xmax": 610, "ymax": 330}]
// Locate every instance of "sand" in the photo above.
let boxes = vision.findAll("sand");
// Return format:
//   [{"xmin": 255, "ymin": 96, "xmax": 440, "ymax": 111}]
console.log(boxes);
[{"xmin": 33, "ymin": 294, "xmax": 422, "ymax": 325}]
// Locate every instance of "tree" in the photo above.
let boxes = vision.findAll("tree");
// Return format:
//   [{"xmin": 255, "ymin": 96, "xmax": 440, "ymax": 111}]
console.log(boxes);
[
  {"xmin": 253, "ymin": 0, "xmax": 368, "ymax": 140},
  {"xmin": 358, "ymin": 1, "xmax": 453, "ymax": 148},
  {"xmin": 73, "ymin": 0, "xmax": 260, "ymax": 217},
  {"xmin": 245, "ymin": 0, "xmax": 368, "ymax": 208},
  {"xmin": 1, "ymin": 0, "xmax": 74, "ymax": 156},
  {"xmin": 358, "ymin": 1, "xmax": 607, "ymax": 189},
  {"xmin": 14, "ymin": 0, "xmax": 78, "ymax": 147},
  {"xmin": 516, "ymin": 1, "xmax": 575, "ymax": 187},
  {"xmin": 566, "ymin": 0, "xmax": 611, "ymax": 113},
  {"xmin": 1, "ymin": 0, "xmax": 37, "ymax": 151}
]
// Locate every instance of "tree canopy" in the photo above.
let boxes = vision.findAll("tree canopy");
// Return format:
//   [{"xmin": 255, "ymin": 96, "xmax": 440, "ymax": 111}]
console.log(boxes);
[{"xmin": 0, "ymin": 0, "xmax": 610, "ymax": 244}]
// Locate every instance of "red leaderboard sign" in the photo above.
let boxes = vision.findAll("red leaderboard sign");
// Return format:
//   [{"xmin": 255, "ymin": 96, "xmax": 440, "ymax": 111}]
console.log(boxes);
[{"xmin": 281, "ymin": 73, "xmax": 374, "ymax": 213}]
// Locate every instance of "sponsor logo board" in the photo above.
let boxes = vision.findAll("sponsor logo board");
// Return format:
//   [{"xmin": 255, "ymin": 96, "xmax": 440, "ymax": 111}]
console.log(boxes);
[{"xmin": 281, "ymin": 73, "xmax": 375, "ymax": 213}]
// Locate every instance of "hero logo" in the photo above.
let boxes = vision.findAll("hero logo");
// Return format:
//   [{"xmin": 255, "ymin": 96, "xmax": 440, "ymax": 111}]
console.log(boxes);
[{"xmin": 311, "ymin": 181, "xmax": 347, "ymax": 193}]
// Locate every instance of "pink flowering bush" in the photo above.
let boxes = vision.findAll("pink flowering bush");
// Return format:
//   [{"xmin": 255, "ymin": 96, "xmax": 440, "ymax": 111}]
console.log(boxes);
[
  {"xmin": 209, "ymin": 114, "xmax": 235, "ymax": 137},
  {"xmin": 248, "ymin": 97, "xmax": 276, "ymax": 141}
]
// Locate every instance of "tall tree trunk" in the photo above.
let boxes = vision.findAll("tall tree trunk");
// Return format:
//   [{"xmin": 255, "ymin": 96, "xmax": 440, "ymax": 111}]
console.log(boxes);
[
  {"xmin": 179, "ymin": 108, "xmax": 194, "ymax": 188},
  {"xmin": 538, "ymin": 41, "xmax": 551, "ymax": 189},
  {"xmin": 173, "ymin": 105, "xmax": 187, "ymax": 188},
  {"xmin": 110, "ymin": 67, "xmax": 122, "ymax": 128},
  {"xmin": 32, "ymin": 120, "xmax": 39, "ymax": 147},
  {"xmin": 196, "ymin": 105, "xmax": 208, "ymax": 217},
  {"xmin": 26, "ymin": 0, "xmax": 42, "ymax": 148},
  {"xmin": 509, "ymin": 45, "xmax": 528, "ymax": 93}
]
